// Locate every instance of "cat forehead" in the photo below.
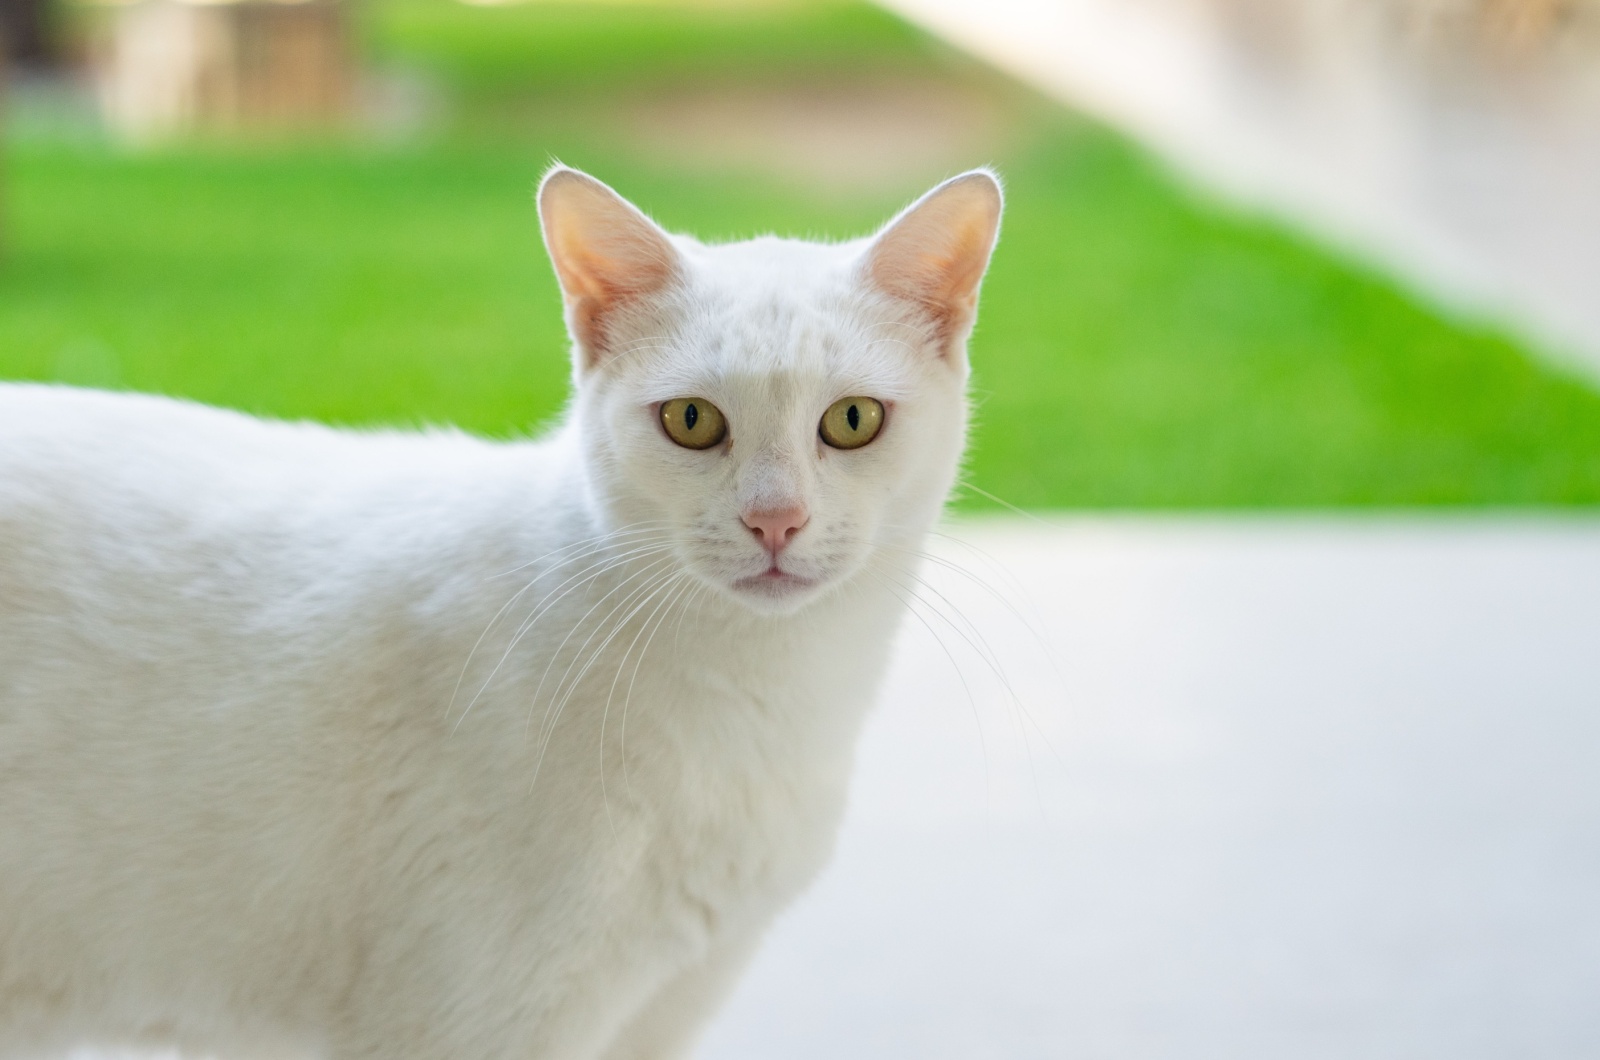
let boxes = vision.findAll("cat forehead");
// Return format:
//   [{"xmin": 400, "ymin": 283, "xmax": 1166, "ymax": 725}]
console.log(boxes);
[
  {"xmin": 644, "ymin": 300, "xmax": 916, "ymax": 400},
  {"xmin": 677, "ymin": 233, "xmax": 868, "ymax": 292},
  {"xmin": 632, "ymin": 306, "xmax": 919, "ymax": 402},
  {"xmin": 656, "ymin": 233, "xmax": 912, "ymax": 374},
  {"xmin": 590, "ymin": 231, "xmax": 929, "ymax": 398}
]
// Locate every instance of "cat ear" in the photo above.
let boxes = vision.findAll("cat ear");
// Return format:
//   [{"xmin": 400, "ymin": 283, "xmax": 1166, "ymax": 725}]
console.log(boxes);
[
  {"xmin": 538, "ymin": 166, "xmax": 682, "ymax": 370},
  {"xmin": 862, "ymin": 169, "xmax": 1003, "ymax": 357}
]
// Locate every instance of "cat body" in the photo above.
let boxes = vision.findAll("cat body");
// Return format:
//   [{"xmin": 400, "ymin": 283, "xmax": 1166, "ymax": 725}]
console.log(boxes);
[{"xmin": 0, "ymin": 167, "xmax": 1001, "ymax": 1060}]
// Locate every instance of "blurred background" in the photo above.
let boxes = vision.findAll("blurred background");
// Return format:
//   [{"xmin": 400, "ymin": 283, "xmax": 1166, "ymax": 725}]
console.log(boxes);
[
  {"xmin": 4, "ymin": 0, "xmax": 1598, "ymax": 1056},
  {"xmin": 7, "ymin": 0, "xmax": 1600, "ymax": 507}
]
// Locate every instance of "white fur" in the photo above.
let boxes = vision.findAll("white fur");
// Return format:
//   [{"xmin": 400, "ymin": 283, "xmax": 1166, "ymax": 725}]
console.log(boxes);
[{"xmin": 0, "ymin": 168, "xmax": 1000, "ymax": 1060}]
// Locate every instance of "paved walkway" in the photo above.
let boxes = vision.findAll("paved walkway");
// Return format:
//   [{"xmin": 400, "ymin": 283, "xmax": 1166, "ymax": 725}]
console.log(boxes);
[
  {"xmin": 879, "ymin": 0, "xmax": 1600, "ymax": 379},
  {"xmin": 703, "ymin": 517, "xmax": 1600, "ymax": 1058}
]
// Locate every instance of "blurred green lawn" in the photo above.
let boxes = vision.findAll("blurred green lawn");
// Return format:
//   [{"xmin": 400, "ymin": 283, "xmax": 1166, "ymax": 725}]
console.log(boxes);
[{"xmin": 5, "ymin": 0, "xmax": 1600, "ymax": 508}]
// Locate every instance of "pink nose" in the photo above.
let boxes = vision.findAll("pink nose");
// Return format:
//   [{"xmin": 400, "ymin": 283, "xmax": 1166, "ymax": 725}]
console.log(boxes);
[{"xmin": 743, "ymin": 506, "xmax": 809, "ymax": 558}]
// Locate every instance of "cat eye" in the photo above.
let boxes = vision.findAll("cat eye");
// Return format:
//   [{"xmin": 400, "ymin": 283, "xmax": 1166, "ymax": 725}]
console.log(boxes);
[
  {"xmin": 660, "ymin": 398, "xmax": 728, "ymax": 450},
  {"xmin": 819, "ymin": 397, "xmax": 885, "ymax": 450}
]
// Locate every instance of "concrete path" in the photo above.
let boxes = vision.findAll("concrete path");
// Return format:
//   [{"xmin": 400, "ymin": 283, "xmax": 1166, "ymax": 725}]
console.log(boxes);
[
  {"xmin": 701, "ymin": 517, "xmax": 1600, "ymax": 1058},
  {"xmin": 879, "ymin": 0, "xmax": 1600, "ymax": 379}
]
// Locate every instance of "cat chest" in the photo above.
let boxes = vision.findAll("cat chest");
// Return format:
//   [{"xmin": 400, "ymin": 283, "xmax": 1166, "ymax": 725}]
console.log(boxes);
[{"xmin": 623, "ymin": 738, "xmax": 854, "ymax": 949}]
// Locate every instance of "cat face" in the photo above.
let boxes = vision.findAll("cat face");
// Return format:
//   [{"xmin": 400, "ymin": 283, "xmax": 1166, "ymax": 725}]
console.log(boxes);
[{"xmin": 540, "ymin": 168, "xmax": 1001, "ymax": 615}]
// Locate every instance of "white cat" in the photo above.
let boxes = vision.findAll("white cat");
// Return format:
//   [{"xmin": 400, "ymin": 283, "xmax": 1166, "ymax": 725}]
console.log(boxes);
[{"xmin": 0, "ymin": 165, "xmax": 1002, "ymax": 1060}]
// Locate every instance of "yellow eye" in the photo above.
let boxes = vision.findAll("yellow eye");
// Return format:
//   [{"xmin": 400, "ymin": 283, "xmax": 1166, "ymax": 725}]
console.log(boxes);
[
  {"xmin": 819, "ymin": 397, "xmax": 885, "ymax": 450},
  {"xmin": 660, "ymin": 398, "xmax": 728, "ymax": 450}
]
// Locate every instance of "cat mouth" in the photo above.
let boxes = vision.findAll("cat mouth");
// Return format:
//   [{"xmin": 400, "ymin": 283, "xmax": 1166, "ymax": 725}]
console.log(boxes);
[{"xmin": 732, "ymin": 566, "xmax": 818, "ymax": 597}]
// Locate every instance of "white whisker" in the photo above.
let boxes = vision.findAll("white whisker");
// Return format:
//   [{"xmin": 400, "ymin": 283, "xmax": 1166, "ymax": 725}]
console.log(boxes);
[
  {"xmin": 446, "ymin": 524, "xmax": 673, "ymax": 726},
  {"xmin": 522, "ymin": 556, "xmax": 680, "ymax": 751},
  {"xmin": 599, "ymin": 573, "xmax": 694, "ymax": 819},
  {"xmin": 530, "ymin": 567, "xmax": 685, "ymax": 801},
  {"xmin": 453, "ymin": 539, "xmax": 674, "ymax": 733},
  {"xmin": 864, "ymin": 565, "xmax": 991, "ymax": 800},
  {"xmin": 618, "ymin": 576, "xmax": 702, "ymax": 799}
]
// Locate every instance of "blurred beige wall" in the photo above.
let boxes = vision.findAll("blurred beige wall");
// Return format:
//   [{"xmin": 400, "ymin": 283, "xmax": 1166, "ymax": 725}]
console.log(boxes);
[
  {"xmin": 94, "ymin": 0, "xmax": 352, "ymax": 143},
  {"xmin": 882, "ymin": 0, "xmax": 1600, "ymax": 377}
]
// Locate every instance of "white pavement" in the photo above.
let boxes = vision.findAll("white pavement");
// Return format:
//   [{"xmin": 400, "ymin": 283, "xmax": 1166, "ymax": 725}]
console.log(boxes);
[{"xmin": 701, "ymin": 517, "xmax": 1600, "ymax": 1059}]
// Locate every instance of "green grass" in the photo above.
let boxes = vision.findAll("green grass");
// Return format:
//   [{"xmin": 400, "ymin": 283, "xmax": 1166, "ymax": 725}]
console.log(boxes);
[
  {"xmin": 0, "ymin": 146, "xmax": 566, "ymax": 430},
  {"xmin": 972, "ymin": 132, "xmax": 1600, "ymax": 506},
  {"xmin": 4, "ymin": 0, "xmax": 1600, "ymax": 508}
]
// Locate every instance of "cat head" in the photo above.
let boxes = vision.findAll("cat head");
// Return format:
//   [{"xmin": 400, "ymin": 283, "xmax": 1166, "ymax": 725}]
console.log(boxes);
[{"xmin": 539, "ymin": 166, "xmax": 1001, "ymax": 616}]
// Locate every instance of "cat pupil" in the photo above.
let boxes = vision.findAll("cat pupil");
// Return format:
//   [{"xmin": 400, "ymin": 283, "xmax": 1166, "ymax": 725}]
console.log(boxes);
[
  {"xmin": 847, "ymin": 404, "xmax": 860, "ymax": 431},
  {"xmin": 685, "ymin": 403, "xmax": 699, "ymax": 431}
]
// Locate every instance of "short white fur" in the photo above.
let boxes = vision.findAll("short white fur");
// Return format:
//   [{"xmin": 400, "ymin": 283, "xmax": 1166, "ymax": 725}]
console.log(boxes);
[{"xmin": 0, "ymin": 165, "xmax": 1002, "ymax": 1060}]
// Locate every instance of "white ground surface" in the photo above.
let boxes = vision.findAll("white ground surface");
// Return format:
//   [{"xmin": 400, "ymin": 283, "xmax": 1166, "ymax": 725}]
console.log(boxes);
[
  {"xmin": 69, "ymin": 517, "xmax": 1600, "ymax": 1058},
  {"xmin": 700, "ymin": 517, "xmax": 1600, "ymax": 1059}
]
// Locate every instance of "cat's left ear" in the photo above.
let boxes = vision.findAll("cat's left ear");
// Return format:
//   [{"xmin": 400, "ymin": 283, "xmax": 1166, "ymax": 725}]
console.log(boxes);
[
  {"xmin": 862, "ymin": 169, "xmax": 1003, "ymax": 359},
  {"xmin": 539, "ymin": 166, "xmax": 682, "ymax": 371}
]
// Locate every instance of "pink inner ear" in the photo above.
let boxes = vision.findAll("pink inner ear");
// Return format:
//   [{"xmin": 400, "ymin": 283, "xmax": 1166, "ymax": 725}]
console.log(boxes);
[
  {"xmin": 539, "ymin": 168, "xmax": 681, "ymax": 366},
  {"xmin": 552, "ymin": 231, "xmax": 676, "ymax": 302},
  {"xmin": 866, "ymin": 172, "xmax": 1003, "ymax": 344}
]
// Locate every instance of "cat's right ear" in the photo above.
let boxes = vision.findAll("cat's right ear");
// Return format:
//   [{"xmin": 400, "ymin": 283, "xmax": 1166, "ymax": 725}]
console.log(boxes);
[{"xmin": 538, "ymin": 166, "xmax": 682, "ymax": 371}]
